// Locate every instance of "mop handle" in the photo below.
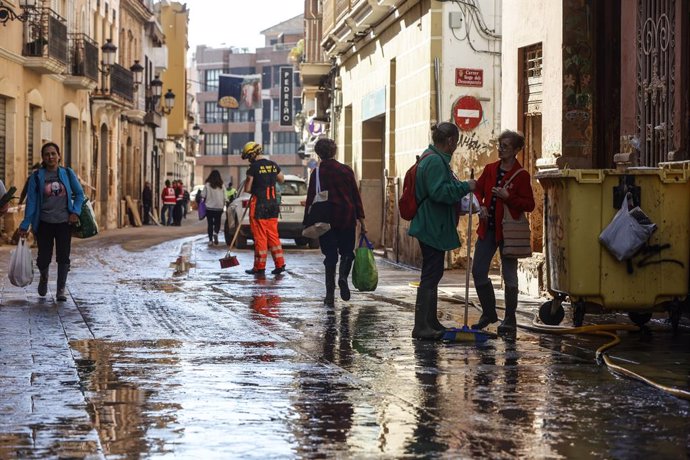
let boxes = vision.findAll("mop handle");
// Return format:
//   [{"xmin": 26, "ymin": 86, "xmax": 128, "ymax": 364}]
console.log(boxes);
[
  {"xmin": 228, "ymin": 198, "xmax": 251, "ymax": 250},
  {"xmin": 464, "ymin": 169, "xmax": 474, "ymax": 327}
]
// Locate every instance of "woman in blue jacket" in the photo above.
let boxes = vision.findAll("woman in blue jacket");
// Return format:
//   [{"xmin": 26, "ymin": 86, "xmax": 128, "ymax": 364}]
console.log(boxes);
[{"xmin": 18, "ymin": 142, "xmax": 84, "ymax": 301}]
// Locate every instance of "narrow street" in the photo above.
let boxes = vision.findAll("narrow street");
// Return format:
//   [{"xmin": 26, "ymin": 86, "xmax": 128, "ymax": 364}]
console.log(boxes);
[{"xmin": 0, "ymin": 221, "xmax": 688, "ymax": 458}]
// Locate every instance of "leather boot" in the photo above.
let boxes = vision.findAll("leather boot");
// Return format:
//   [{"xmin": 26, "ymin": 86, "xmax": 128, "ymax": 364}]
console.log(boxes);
[
  {"xmin": 338, "ymin": 256, "xmax": 354, "ymax": 301},
  {"xmin": 428, "ymin": 288, "xmax": 446, "ymax": 332},
  {"xmin": 412, "ymin": 287, "xmax": 443, "ymax": 340},
  {"xmin": 324, "ymin": 265, "xmax": 336, "ymax": 308},
  {"xmin": 498, "ymin": 286, "xmax": 519, "ymax": 334},
  {"xmin": 38, "ymin": 268, "xmax": 49, "ymax": 297},
  {"xmin": 56, "ymin": 263, "xmax": 69, "ymax": 302},
  {"xmin": 471, "ymin": 281, "xmax": 498, "ymax": 330}
]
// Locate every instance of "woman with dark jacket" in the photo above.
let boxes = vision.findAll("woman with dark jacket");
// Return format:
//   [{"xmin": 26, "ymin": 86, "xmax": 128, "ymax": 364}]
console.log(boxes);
[
  {"xmin": 304, "ymin": 138, "xmax": 366, "ymax": 308},
  {"xmin": 471, "ymin": 130, "xmax": 535, "ymax": 334},
  {"xmin": 408, "ymin": 122, "xmax": 476, "ymax": 340},
  {"xmin": 18, "ymin": 142, "xmax": 84, "ymax": 301}
]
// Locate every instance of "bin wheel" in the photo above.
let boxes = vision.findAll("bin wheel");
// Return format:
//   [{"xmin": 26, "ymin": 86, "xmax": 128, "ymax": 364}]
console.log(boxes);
[
  {"xmin": 573, "ymin": 302, "xmax": 586, "ymax": 327},
  {"xmin": 668, "ymin": 301, "xmax": 681, "ymax": 336},
  {"xmin": 539, "ymin": 300, "xmax": 565, "ymax": 326},
  {"xmin": 628, "ymin": 311, "xmax": 652, "ymax": 327}
]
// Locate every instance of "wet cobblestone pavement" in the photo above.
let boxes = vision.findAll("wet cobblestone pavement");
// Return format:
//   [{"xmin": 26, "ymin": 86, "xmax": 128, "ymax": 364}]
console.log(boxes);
[{"xmin": 0, "ymin": 222, "xmax": 689, "ymax": 458}]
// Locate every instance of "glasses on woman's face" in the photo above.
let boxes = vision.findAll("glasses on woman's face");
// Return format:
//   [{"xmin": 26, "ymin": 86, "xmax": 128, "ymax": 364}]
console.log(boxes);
[{"xmin": 498, "ymin": 142, "xmax": 513, "ymax": 152}]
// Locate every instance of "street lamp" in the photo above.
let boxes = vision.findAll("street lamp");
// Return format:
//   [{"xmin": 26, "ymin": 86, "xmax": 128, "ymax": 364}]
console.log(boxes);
[
  {"xmin": 161, "ymin": 89, "xmax": 175, "ymax": 114},
  {"xmin": 0, "ymin": 0, "xmax": 37, "ymax": 25},
  {"xmin": 100, "ymin": 39, "xmax": 117, "ymax": 74},
  {"xmin": 130, "ymin": 60, "xmax": 144, "ymax": 91},
  {"xmin": 150, "ymin": 75, "xmax": 163, "ymax": 98}
]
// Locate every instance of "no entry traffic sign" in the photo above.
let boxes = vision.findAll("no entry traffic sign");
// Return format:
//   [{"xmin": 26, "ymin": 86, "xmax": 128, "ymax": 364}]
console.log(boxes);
[{"xmin": 452, "ymin": 96, "xmax": 483, "ymax": 131}]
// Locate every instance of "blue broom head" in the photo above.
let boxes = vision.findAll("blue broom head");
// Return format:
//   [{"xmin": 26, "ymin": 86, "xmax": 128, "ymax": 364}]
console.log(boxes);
[{"xmin": 442, "ymin": 325, "xmax": 493, "ymax": 343}]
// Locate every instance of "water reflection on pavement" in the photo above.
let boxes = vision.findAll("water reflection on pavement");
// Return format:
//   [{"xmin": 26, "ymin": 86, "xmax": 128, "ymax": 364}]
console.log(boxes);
[{"xmin": 0, "ymin": 233, "xmax": 688, "ymax": 458}]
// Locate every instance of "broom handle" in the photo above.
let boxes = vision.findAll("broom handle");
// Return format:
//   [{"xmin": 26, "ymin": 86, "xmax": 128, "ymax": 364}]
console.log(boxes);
[
  {"xmin": 464, "ymin": 169, "xmax": 474, "ymax": 327},
  {"xmin": 228, "ymin": 198, "xmax": 251, "ymax": 251}
]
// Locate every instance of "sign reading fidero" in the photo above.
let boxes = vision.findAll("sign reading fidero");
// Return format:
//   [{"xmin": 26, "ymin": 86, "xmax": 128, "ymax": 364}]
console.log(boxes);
[
  {"xmin": 280, "ymin": 67, "xmax": 293, "ymax": 126},
  {"xmin": 455, "ymin": 68, "xmax": 483, "ymax": 87},
  {"xmin": 453, "ymin": 95, "xmax": 483, "ymax": 132}
]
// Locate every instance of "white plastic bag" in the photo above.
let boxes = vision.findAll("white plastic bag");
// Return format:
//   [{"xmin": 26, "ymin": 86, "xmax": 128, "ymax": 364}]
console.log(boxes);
[
  {"xmin": 8, "ymin": 237, "xmax": 34, "ymax": 287},
  {"xmin": 599, "ymin": 193, "xmax": 656, "ymax": 261},
  {"xmin": 459, "ymin": 193, "xmax": 481, "ymax": 215}
]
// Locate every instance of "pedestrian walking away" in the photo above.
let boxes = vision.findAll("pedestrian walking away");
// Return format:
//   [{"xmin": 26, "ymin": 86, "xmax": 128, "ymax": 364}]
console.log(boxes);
[
  {"xmin": 241, "ymin": 141, "xmax": 286, "ymax": 275},
  {"xmin": 18, "ymin": 142, "xmax": 85, "ymax": 302},
  {"xmin": 182, "ymin": 184, "xmax": 190, "ymax": 219},
  {"xmin": 161, "ymin": 180, "xmax": 176, "ymax": 226},
  {"xmin": 408, "ymin": 123, "xmax": 476, "ymax": 340},
  {"xmin": 201, "ymin": 170, "xmax": 225, "ymax": 245},
  {"xmin": 471, "ymin": 130, "xmax": 535, "ymax": 335},
  {"xmin": 305, "ymin": 138, "xmax": 366, "ymax": 308},
  {"xmin": 142, "ymin": 181, "xmax": 153, "ymax": 225}
]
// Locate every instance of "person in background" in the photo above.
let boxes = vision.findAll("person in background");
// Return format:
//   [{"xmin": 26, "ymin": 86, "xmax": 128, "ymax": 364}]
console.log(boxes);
[
  {"xmin": 172, "ymin": 180, "xmax": 184, "ymax": 226},
  {"xmin": 142, "ymin": 181, "xmax": 153, "ymax": 225},
  {"xmin": 471, "ymin": 130, "xmax": 535, "ymax": 335},
  {"xmin": 225, "ymin": 179, "xmax": 237, "ymax": 205},
  {"xmin": 304, "ymin": 138, "xmax": 366, "ymax": 308},
  {"xmin": 202, "ymin": 170, "xmax": 225, "ymax": 245},
  {"xmin": 241, "ymin": 141, "xmax": 285, "ymax": 275},
  {"xmin": 161, "ymin": 180, "xmax": 176, "ymax": 226},
  {"xmin": 182, "ymin": 184, "xmax": 190, "ymax": 219},
  {"xmin": 408, "ymin": 122, "xmax": 476, "ymax": 340},
  {"xmin": 18, "ymin": 142, "xmax": 84, "ymax": 301},
  {"xmin": 0, "ymin": 179, "xmax": 10, "ymax": 215}
]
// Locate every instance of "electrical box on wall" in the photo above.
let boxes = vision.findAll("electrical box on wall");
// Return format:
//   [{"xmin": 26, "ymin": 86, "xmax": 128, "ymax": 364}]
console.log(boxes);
[{"xmin": 449, "ymin": 12, "xmax": 463, "ymax": 29}]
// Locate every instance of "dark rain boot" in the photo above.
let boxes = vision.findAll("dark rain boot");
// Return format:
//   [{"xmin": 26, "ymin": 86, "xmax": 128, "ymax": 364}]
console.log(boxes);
[
  {"xmin": 412, "ymin": 287, "xmax": 443, "ymax": 341},
  {"xmin": 338, "ymin": 256, "xmax": 354, "ymax": 301},
  {"xmin": 324, "ymin": 265, "xmax": 336, "ymax": 308},
  {"xmin": 471, "ymin": 281, "xmax": 498, "ymax": 330},
  {"xmin": 38, "ymin": 268, "xmax": 49, "ymax": 297},
  {"xmin": 428, "ymin": 288, "xmax": 446, "ymax": 332},
  {"xmin": 498, "ymin": 286, "xmax": 519, "ymax": 335},
  {"xmin": 56, "ymin": 263, "xmax": 69, "ymax": 302}
]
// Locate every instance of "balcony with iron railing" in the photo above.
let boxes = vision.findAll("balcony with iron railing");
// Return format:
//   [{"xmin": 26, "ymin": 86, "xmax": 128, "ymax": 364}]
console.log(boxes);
[
  {"xmin": 64, "ymin": 33, "xmax": 99, "ymax": 90},
  {"xmin": 109, "ymin": 63, "xmax": 134, "ymax": 103},
  {"xmin": 22, "ymin": 7, "xmax": 68, "ymax": 74}
]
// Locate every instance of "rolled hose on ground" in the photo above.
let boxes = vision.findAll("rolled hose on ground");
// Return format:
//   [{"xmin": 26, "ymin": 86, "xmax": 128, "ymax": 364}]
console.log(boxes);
[{"xmin": 522, "ymin": 318, "xmax": 690, "ymax": 401}]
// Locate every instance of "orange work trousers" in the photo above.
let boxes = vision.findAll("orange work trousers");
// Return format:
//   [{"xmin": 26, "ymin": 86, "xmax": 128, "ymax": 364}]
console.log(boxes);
[{"xmin": 249, "ymin": 197, "xmax": 285, "ymax": 270}]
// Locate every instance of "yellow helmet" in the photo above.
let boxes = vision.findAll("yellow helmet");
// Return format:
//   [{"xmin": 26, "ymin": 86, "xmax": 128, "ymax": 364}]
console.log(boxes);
[{"xmin": 241, "ymin": 141, "xmax": 262, "ymax": 161}]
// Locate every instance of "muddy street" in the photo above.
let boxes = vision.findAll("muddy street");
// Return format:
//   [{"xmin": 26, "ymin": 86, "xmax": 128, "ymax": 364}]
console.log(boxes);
[{"xmin": 0, "ymin": 225, "xmax": 688, "ymax": 458}]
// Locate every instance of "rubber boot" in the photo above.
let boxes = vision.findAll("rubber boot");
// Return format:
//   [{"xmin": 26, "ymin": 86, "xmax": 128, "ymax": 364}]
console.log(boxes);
[
  {"xmin": 338, "ymin": 256, "xmax": 353, "ymax": 301},
  {"xmin": 56, "ymin": 263, "xmax": 69, "ymax": 302},
  {"xmin": 412, "ymin": 287, "xmax": 443, "ymax": 341},
  {"xmin": 428, "ymin": 288, "xmax": 446, "ymax": 332},
  {"xmin": 324, "ymin": 265, "xmax": 336, "ymax": 308},
  {"xmin": 38, "ymin": 268, "xmax": 49, "ymax": 297},
  {"xmin": 498, "ymin": 286, "xmax": 519, "ymax": 335},
  {"xmin": 471, "ymin": 281, "xmax": 498, "ymax": 330}
]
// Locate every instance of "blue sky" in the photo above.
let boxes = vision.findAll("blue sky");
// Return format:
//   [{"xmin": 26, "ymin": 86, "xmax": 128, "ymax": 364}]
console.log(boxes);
[{"xmin": 186, "ymin": 0, "xmax": 304, "ymax": 52}]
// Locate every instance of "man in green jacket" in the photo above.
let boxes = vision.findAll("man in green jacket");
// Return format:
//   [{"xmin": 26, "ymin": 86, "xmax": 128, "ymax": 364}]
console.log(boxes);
[{"xmin": 409, "ymin": 122, "xmax": 476, "ymax": 340}]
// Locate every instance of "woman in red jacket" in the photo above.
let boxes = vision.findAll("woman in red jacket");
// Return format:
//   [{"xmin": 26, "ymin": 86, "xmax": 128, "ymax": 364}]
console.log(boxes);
[{"xmin": 471, "ymin": 130, "xmax": 535, "ymax": 334}]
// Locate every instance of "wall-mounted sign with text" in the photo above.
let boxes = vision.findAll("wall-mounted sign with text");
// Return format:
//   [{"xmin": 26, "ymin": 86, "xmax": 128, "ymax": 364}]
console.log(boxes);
[
  {"xmin": 280, "ymin": 66, "xmax": 294, "ymax": 126},
  {"xmin": 455, "ymin": 68, "xmax": 483, "ymax": 87}
]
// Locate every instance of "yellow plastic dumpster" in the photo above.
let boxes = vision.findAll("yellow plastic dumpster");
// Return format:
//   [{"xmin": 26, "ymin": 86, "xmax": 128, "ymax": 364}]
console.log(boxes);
[{"xmin": 535, "ymin": 162, "xmax": 690, "ymax": 327}]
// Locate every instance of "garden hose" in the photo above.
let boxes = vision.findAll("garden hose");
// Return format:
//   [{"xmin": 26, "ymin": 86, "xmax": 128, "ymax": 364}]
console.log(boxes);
[{"xmin": 523, "ymin": 318, "xmax": 690, "ymax": 401}]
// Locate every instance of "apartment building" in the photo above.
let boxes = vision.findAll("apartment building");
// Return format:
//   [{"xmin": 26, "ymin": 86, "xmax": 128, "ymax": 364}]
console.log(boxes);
[{"xmin": 193, "ymin": 14, "xmax": 304, "ymax": 188}]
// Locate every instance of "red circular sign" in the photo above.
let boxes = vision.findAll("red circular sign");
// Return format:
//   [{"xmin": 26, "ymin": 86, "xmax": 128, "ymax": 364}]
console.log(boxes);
[{"xmin": 452, "ymin": 96, "xmax": 483, "ymax": 131}]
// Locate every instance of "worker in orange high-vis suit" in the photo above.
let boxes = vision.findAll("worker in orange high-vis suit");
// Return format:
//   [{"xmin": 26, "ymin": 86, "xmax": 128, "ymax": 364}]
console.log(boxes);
[{"xmin": 241, "ymin": 142, "xmax": 286, "ymax": 275}]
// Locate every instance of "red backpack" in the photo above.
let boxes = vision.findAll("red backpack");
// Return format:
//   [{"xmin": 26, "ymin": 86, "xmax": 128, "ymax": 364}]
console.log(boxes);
[{"xmin": 398, "ymin": 150, "xmax": 437, "ymax": 221}]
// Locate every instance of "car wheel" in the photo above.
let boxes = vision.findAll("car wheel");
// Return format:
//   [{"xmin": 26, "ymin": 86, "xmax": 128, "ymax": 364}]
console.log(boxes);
[
  {"xmin": 223, "ymin": 219, "xmax": 231, "ymax": 245},
  {"xmin": 237, "ymin": 234, "xmax": 248, "ymax": 249},
  {"xmin": 308, "ymin": 238, "xmax": 320, "ymax": 249},
  {"xmin": 294, "ymin": 237, "xmax": 308, "ymax": 247}
]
